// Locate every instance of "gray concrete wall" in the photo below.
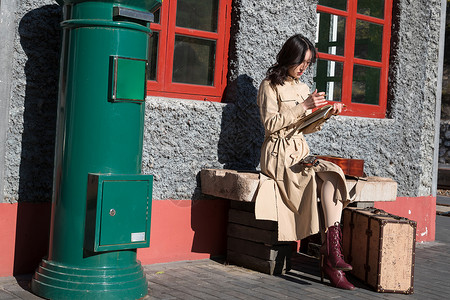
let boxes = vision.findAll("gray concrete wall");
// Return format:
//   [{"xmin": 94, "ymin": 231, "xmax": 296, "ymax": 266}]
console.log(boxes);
[
  {"xmin": 307, "ymin": 0, "xmax": 442, "ymax": 197},
  {"xmin": 0, "ymin": 0, "xmax": 444, "ymax": 202},
  {"xmin": 144, "ymin": 0, "xmax": 443, "ymax": 200},
  {"xmin": 142, "ymin": 0, "xmax": 318, "ymax": 200},
  {"xmin": 0, "ymin": 0, "xmax": 18, "ymax": 203},
  {"xmin": 1, "ymin": 0, "xmax": 61, "ymax": 203}
]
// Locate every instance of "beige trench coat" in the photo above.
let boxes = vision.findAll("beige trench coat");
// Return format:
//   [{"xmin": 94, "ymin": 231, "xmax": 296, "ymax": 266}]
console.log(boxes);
[{"xmin": 255, "ymin": 78, "xmax": 350, "ymax": 241}]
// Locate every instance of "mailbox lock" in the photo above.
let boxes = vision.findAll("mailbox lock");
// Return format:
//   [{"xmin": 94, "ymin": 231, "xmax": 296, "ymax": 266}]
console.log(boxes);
[{"xmin": 109, "ymin": 209, "xmax": 116, "ymax": 217}]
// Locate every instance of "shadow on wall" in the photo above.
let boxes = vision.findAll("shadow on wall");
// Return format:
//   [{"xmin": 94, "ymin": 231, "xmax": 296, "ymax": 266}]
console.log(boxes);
[
  {"xmin": 13, "ymin": 5, "xmax": 62, "ymax": 275},
  {"xmin": 190, "ymin": 198, "xmax": 230, "ymax": 256},
  {"xmin": 217, "ymin": 74, "xmax": 264, "ymax": 171},
  {"xmin": 17, "ymin": 5, "xmax": 61, "ymax": 202},
  {"xmin": 191, "ymin": 75, "xmax": 263, "ymax": 257}
]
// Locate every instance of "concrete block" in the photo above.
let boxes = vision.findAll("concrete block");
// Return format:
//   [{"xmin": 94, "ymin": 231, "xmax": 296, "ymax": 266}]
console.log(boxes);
[
  {"xmin": 201, "ymin": 169, "xmax": 397, "ymax": 203},
  {"xmin": 347, "ymin": 177, "xmax": 398, "ymax": 202},
  {"xmin": 200, "ymin": 169, "xmax": 259, "ymax": 202}
]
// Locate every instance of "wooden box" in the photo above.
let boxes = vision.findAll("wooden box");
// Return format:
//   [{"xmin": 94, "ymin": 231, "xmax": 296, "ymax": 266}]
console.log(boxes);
[
  {"xmin": 342, "ymin": 207, "xmax": 416, "ymax": 294},
  {"xmin": 316, "ymin": 156, "xmax": 364, "ymax": 177},
  {"xmin": 226, "ymin": 201, "xmax": 293, "ymax": 275}
]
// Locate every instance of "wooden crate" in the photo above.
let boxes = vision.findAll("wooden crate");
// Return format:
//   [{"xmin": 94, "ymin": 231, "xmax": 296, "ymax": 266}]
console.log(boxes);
[
  {"xmin": 342, "ymin": 207, "xmax": 416, "ymax": 294},
  {"xmin": 226, "ymin": 201, "xmax": 293, "ymax": 275}
]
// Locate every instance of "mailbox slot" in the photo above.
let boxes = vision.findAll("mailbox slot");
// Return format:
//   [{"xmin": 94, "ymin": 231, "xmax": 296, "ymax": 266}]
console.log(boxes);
[{"xmin": 113, "ymin": 6, "xmax": 154, "ymax": 23}]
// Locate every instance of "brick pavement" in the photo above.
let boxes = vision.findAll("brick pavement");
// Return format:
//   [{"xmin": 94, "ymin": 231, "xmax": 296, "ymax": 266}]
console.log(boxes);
[{"xmin": 1, "ymin": 215, "xmax": 449, "ymax": 299}]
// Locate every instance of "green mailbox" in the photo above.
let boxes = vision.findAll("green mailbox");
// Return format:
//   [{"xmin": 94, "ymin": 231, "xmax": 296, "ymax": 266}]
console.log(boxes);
[{"xmin": 31, "ymin": 1, "xmax": 161, "ymax": 299}]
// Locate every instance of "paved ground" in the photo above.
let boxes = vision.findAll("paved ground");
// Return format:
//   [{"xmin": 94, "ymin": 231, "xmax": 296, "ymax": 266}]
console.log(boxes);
[{"xmin": 1, "ymin": 215, "xmax": 449, "ymax": 300}]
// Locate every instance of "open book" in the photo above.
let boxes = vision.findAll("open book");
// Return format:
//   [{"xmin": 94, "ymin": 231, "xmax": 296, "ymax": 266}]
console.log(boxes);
[{"xmin": 297, "ymin": 104, "xmax": 334, "ymax": 131}]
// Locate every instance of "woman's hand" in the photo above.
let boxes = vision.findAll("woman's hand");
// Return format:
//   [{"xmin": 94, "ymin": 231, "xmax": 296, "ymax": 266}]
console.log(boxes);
[
  {"xmin": 301, "ymin": 89, "xmax": 327, "ymax": 110},
  {"xmin": 332, "ymin": 103, "xmax": 345, "ymax": 115}
]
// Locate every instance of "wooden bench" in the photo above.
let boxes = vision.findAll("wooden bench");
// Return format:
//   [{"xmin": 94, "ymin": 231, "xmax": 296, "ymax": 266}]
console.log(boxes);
[{"xmin": 200, "ymin": 169, "xmax": 398, "ymax": 275}]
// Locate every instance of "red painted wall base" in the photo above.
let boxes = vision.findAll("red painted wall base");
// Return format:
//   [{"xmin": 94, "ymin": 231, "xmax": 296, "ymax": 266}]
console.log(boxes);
[
  {"xmin": 0, "ymin": 199, "xmax": 229, "ymax": 277},
  {"xmin": 0, "ymin": 195, "xmax": 435, "ymax": 276},
  {"xmin": 137, "ymin": 199, "xmax": 229, "ymax": 264},
  {"xmin": 374, "ymin": 196, "xmax": 436, "ymax": 243},
  {"xmin": 0, "ymin": 202, "xmax": 51, "ymax": 277}
]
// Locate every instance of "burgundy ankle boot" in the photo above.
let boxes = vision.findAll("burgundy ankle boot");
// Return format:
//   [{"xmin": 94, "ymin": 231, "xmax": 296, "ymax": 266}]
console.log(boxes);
[
  {"xmin": 320, "ymin": 222, "xmax": 352, "ymax": 271},
  {"xmin": 320, "ymin": 255, "xmax": 355, "ymax": 290}
]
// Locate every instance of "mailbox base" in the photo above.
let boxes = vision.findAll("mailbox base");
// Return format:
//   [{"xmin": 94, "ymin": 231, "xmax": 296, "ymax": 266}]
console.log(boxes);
[{"xmin": 31, "ymin": 259, "xmax": 148, "ymax": 299}]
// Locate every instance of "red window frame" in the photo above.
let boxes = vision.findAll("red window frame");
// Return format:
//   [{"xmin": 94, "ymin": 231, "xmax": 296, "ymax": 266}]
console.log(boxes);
[
  {"xmin": 147, "ymin": 0, "xmax": 232, "ymax": 102},
  {"xmin": 316, "ymin": 0, "xmax": 393, "ymax": 118}
]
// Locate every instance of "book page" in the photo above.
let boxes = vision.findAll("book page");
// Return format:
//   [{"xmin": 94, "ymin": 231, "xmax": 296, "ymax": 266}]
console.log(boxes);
[{"xmin": 297, "ymin": 105, "xmax": 334, "ymax": 131}]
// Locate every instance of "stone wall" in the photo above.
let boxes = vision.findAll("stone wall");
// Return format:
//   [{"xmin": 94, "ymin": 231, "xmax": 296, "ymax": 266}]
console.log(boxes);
[
  {"xmin": 145, "ymin": 0, "xmax": 443, "ymax": 199},
  {"xmin": 143, "ymin": 0, "xmax": 318, "ymax": 200},
  {"xmin": 311, "ymin": 0, "xmax": 442, "ymax": 197},
  {"xmin": 1, "ymin": 0, "xmax": 61, "ymax": 202},
  {"xmin": 0, "ymin": 0, "xmax": 444, "ymax": 202}
]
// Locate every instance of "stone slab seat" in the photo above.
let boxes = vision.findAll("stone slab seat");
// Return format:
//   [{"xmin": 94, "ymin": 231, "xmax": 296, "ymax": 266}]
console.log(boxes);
[{"xmin": 200, "ymin": 168, "xmax": 398, "ymax": 203}]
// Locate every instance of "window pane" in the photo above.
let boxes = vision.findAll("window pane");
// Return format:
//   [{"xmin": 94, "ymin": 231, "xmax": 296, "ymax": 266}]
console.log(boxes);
[
  {"xmin": 357, "ymin": 0, "xmax": 384, "ymax": 19},
  {"xmin": 148, "ymin": 31, "xmax": 159, "ymax": 81},
  {"xmin": 313, "ymin": 59, "xmax": 344, "ymax": 102},
  {"xmin": 352, "ymin": 64, "xmax": 380, "ymax": 105},
  {"xmin": 318, "ymin": 0, "xmax": 347, "ymax": 11},
  {"xmin": 153, "ymin": 8, "xmax": 160, "ymax": 24},
  {"xmin": 172, "ymin": 35, "xmax": 216, "ymax": 86},
  {"xmin": 354, "ymin": 20, "xmax": 383, "ymax": 62},
  {"xmin": 176, "ymin": 0, "xmax": 219, "ymax": 32},
  {"xmin": 316, "ymin": 13, "xmax": 345, "ymax": 56}
]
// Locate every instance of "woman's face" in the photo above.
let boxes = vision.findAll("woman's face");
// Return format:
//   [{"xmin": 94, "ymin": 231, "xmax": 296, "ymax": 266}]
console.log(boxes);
[{"xmin": 287, "ymin": 49, "xmax": 312, "ymax": 80}]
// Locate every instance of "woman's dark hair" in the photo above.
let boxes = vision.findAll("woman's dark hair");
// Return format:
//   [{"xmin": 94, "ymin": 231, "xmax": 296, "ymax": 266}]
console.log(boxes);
[{"xmin": 266, "ymin": 34, "xmax": 317, "ymax": 86}]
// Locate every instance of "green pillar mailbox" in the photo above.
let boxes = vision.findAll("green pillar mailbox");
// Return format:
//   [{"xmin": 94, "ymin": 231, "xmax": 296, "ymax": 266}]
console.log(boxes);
[{"xmin": 31, "ymin": 1, "xmax": 161, "ymax": 299}]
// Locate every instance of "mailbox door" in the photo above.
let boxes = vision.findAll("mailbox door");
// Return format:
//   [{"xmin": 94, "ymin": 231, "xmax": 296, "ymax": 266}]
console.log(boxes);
[
  {"xmin": 85, "ymin": 174, "xmax": 152, "ymax": 252},
  {"xmin": 100, "ymin": 180, "xmax": 149, "ymax": 247}
]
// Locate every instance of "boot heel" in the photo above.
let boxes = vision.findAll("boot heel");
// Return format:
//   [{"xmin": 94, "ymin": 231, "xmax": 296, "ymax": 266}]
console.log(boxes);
[
  {"xmin": 320, "ymin": 251, "xmax": 355, "ymax": 290},
  {"xmin": 320, "ymin": 254, "xmax": 325, "ymax": 283}
]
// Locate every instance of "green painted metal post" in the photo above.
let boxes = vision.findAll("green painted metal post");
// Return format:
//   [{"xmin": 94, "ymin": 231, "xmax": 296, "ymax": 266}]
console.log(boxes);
[{"xmin": 31, "ymin": 1, "xmax": 161, "ymax": 299}]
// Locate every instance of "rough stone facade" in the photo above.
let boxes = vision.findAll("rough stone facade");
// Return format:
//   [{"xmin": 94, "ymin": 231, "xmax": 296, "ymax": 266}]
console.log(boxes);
[
  {"xmin": 144, "ymin": 0, "xmax": 443, "ymax": 199},
  {"xmin": 0, "ymin": 0, "xmax": 445, "ymax": 202},
  {"xmin": 1, "ymin": 1, "xmax": 61, "ymax": 202}
]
